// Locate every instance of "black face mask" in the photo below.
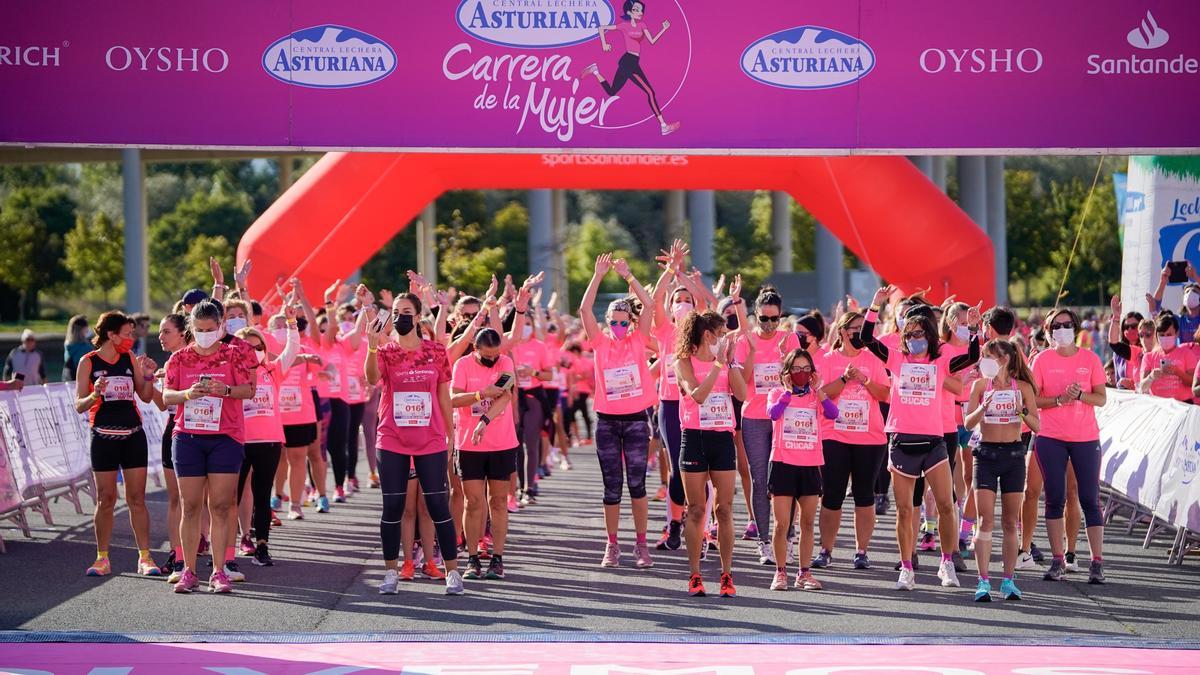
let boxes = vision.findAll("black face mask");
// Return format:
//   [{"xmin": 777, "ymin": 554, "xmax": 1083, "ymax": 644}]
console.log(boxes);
[
  {"xmin": 798, "ymin": 334, "xmax": 810, "ymax": 350},
  {"xmin": 394, "ymin": 314, "xmax": 415, "ymax": 336},
  {"xmin": 478, "ymin": 355, "xmax": 498, "ymax": 368},
  {"xmin": 725, "ymin": 314, "xmax": 738, "ymax": 330},
  {"xmin": 849, "ymin": 334, "xmax": 864, "ymax": 350}
]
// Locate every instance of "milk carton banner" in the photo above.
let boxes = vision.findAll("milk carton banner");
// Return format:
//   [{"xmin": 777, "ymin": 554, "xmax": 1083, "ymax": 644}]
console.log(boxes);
[
  {"xmin": 1, "ymin": 1, "xmax": 1199, "ymax": 151},
  {"xmin": 1120, "ymin": 157, "xmax": 1200, "ymax": 316}
]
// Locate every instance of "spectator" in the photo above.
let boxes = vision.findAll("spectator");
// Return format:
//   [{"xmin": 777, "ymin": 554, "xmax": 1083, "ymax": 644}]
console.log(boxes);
[
  {"xmin": 132, "ymin": 313, "xmax": 151, "ymax": 355},
  {"xmin": 64, "ymin": 314, "xmax": 92, "ymax": 381},
  {"xmin": 4, "ymin": 329, "xmax": 47, "ymax": 385}
]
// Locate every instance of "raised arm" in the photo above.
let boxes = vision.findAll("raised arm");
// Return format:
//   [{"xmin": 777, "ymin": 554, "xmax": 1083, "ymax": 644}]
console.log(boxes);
[
  {"xmin": 613, "ymin": 258, "xmax": 653, "ymax": 339},
  {"xmin": 948, "ymin": 302, "xmax": 983, "ymax": 374},
  {"xmin": 579, "ymin": 253, "xmax": 611, "ymax": 341},
  {"xmin": 861, "ymin": 284, "xmax": 895, "ymax": 363}
]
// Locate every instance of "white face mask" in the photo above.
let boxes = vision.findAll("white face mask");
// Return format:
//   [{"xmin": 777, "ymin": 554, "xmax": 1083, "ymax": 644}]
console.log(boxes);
[
  {"xmin": 194, "ymin": 329, "xmax": 221, "ymax": 349},
  {"xmin": 708, "ymin": 343, "xmax": 720, "ymax": 358},
  {"xmin": 225, "ymin": 317, "xmax": 247, "ymax": 334},
  {"xmin": 339, "ymin": 321, "xmax": 355, "ymax": 334},
  {"xmin": 1187, "ymin": 292, "xmax": 1200, "ymax": 310},
  {"xmin": 978, "ymin": 357, "xmax": 1001, "ymax": 380},
  {"xmin": 672, "ymin": 302, "xmax": 694, "ymax": 320},
  {"xmin": 955, "ymin": 325, "xmax": 970, "ymax": 342},
  {"xmin": 256, "ymin": 349, "xmax": 267, "ymax": 364},
  {"xmin": 896, "ymin": 316, "xmax": 907, "ymax": 331},
  {"xmin": 1160, "ymin": 335, "xmax": 1178, "ymax": 351},
  {"xmin": 271, "ymin": 329, "xmax": 289, "ymax": 344},
  {"xmin": 522, "ymin": 325, "xmax": 533, "ymax": 340},
  {"xmin": 1051, "ymin": 327, "xmax": 1075, "ymax": 347}
]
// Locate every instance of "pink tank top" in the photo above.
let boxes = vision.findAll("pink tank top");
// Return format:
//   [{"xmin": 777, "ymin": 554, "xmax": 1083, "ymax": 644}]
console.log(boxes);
[{"xmin": 679, "ymin": 357, "xmax": 735, "ymax": 432}]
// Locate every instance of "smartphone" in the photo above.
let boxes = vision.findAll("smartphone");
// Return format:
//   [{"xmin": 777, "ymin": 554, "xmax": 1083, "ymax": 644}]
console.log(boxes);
[
  {"xmin": 14, "ymin": 373, "xmax": 25, "ymax": 381},
  {"xmin": 1168, "ymin": 260, "xmax": 1189, "ymax": 284},
  {"xmin": 494, "ymin": 373, "xmax": 512, "ymax": 390}
]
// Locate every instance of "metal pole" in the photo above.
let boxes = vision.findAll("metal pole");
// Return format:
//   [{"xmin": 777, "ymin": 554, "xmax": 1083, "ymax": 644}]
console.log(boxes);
[
  {"xmin": 909, "ymin": 156, "xmax": 934, "ymax": 179},
  {"xmin": 687, "ymin": 190, "xmax": 715, "ymax": 281},
  {"xmin": 528, "ymin": 189, "xmax": 553, "ymax": 280},
  {"xmin": 815, "ymin": 221, "xmax": 845, "ymax": 314},
  {"xmin": 931, "ymin": 157, "xmax": 948, "ymax": 192},
  {"xmin": 664, "ymin": 190, "xmax": 685, "ymax": 243},
  {"xmin": 986, "ymin": 156, "xmax": 1008, "ymax": 305},
  {"xmin": 121, "ymin": 148, "xmax": 148, "ymax": 313},
  {"xmin": 416, "ymin": 202, "xmax": 437, "ymax": 286},
  {"xmin": 551, "ymin": 189, "xmax": 568, "ymax": 313},
  {"xmin": 278, "ymin": 157, "xmax": 293, "ymax": 195},
  {"xmin": 771, "ymin": 191, "xmax": 793, "ymax": 273},
  {"xmin": 957, "ymin": 156, "xmax": 988, "ymax": 232}
]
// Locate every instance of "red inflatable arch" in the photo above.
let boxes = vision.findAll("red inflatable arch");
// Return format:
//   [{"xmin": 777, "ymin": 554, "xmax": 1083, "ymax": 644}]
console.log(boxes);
[{"xmin": 238, "ymin": 153, "xmax": 994, "ymax": 307}]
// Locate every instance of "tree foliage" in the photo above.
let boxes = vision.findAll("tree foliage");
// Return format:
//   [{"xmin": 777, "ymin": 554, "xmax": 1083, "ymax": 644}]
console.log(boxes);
[{"xmin": 65, "ymin": 212, "xmax": 125, "ymax": 303}]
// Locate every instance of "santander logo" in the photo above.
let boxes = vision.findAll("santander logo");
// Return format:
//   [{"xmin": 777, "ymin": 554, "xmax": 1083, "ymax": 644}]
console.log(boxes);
[
  {"xmin": 455, "ymin": 0, "xmax": 615, "ymax": 49},
  {"xmin": 1127, "ymin": 11, "xmax": 1169, "ymax": 50}
]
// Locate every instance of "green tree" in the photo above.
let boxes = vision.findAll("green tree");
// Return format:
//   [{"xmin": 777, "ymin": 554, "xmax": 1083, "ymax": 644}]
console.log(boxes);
[
  {"xmin": 149, "ymin": 182, "xmax": 255, "ymax": 303},
  {"xmin": 179, "ymin": 235, "xmax": 236, "ymax": 294},
  {"xmin": 1040, "ymin": 176, "xmax": 1120, "ymax": 306},
  {"xmin": 482, "ymin": 201, "xmax": 529, "ymax": 275},
  {"xmin": 436, "ymin": 209, "xmax": 508, "ymax": 293},
  {"xmin": 0, "ymin": 185, "xmax": 76, "ymax": 318},
  {"xmin": 361, "ymin": 225, "xmax": 418, "ymax": 293},
  {"xmin": 564, "ymin": 215, "xmax": 653, "ymax": 310},
  {"xmin": 718, "ymin": 191, "xmax": 775, "ymax": 294},
  {"xmin": 64, "ymin": 212, "xmax": 124, "ymax": 304}
]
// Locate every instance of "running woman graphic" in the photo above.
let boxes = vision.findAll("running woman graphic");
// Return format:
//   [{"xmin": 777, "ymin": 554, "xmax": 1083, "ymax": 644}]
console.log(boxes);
[{"xmin": 582, "ymin": 1, "xmax": 681, "ymax": 136}]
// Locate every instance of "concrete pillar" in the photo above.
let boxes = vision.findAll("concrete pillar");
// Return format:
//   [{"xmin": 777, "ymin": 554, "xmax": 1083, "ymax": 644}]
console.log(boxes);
[
  {"xmin": 687, "ymin": 190, "xmax": 716, "ymax": 280},
  {"xmin": 278, "ymin": 157, "xmax": 293, "ymax": 195},
  {"xmin": 664, "ymin": 190, "xmax": 685, "ymax": 243},
  {"xmin": 528, "ymin": 189, "xmax": 553, "ymax": 282},
  {"xmin": 416, "ymin": 202, "xmax": 437, "ymax": 286},
  {"xmin": 931, "ymin": 156, "xmax": 948, "ymax": 192},
  {"xmin": 121, "ymin": 148, "xmax": 148, "ymax": 314},
  {"xmin": 815, "ymin": 221, "xmax": 845, "ymax": 314},
  {"xmin": 550, "ymin": 190, "xmax": 568, "ymax": 313},
  {"xmin": 957, "ymin": 156, "xmax": 988, "ymax": 232},
  {"xmin": 909, "ymin": 156, "xmax": 934, "ymax": 179},
  {"xmin": 771, "ymin": 191, "xmax": 793, "ymax": 273},
  {"xmin": 986, "ymin": 156, "xmax": 1008, "ymax": 305}
]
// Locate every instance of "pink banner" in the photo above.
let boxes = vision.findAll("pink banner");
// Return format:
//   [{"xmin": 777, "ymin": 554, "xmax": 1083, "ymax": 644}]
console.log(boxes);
[{"xmin": 1, "ymin": 0, "xmax": 1198, "ymax": 151}]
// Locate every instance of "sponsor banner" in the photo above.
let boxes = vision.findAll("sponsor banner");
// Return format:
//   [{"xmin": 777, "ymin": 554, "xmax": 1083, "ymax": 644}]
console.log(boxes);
[
  {"xmin": 0, "ymin": 408, "xmax": 20, "ymax": 514},
  {"xmin": 0, "ymin": 1, "xmax": 1198, "ymax": 150},
  {"xmin": 1120, "ymin": 156, "xmax": 1200, "ymax": 315}
]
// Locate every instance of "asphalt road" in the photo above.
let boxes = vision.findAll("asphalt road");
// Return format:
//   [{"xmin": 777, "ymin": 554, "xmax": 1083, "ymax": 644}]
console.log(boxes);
[{"xmin": 2, "ymin": 445, "xmax": 1199, "ymax": 640}]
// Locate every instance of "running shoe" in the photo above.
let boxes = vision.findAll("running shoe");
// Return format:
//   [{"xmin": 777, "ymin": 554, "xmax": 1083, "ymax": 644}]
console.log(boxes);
[
  {"xmin": 794, "ymin": 570, "xmax": 822, "ymax": 590},
  {"xmin": 655, "ymin": 527, "xmax": 671, "ymax": 551},
  {"xmin": 961, "ymin": 538, "xmax": 973, "ymax": 554},
  {"xmin": 601, "ymin": 542, "xmax": 621, "ymax": 568},
  {"xmin": 1065, "ymin": 552, "xmax": 1080, "ymax": 573},
  {"xmin": 369, "ymin": 472, "xmax": 380, "ymax": 489},
  {"xmin": 938, "ymin": 559, "xmax": 961, "ymax": 587},
  {"xmin": 197, "ymin": 535, "xmax": 210, "ymax": 557},
  {"xmin": 86, "ymin": 557, "xmax": 111, "ymax": 577},
  {"xmin": 742, "ymin": 522, "xmax": 759, "ymax": 540},
  {"xmin": 158, "ymin": 549, "xmax": 177, "ymax": 576},
  {"xmin": 688, "ymin": 573, "xmax": 706, "ymax": 597},
  {"xmin": 303, "ymin": 486, "xmax": 314, "ymax": 507},
  {"xmin": 252, "ymin": 542, "xmax": 274, "ymax": 567},
  {"xmin": 1016, "ymin": 550, "xmax": 1037, "ymax": 570},
  {"xmin": 559, "ymin": 456, "xmax": 572, "ymax": 471},
  {"xmin": 223, "ymin": 562, "xmax": 246, "ymax": 582},
  {"xmin": 399, "ymin": 560, "xmax": 415, "ymax": 581},
  {"xmin": 874, "ymin": 493, "xmax": 890, "ymax": 516},
  {"xmin": 463, "ymin": 555, "xmax": 484, "ymax": 580},
  {"xmin": 917, "ymin": 532, "xmax": 937, "ymax": 551},
  {"xmin": 520, "ymin": 492, "xmax": 534, "ymax": 507},
  {"xmin": 167, "ymin": 558, "xmax": 185, "ymax": 584},
  {"xmin": 379, "ymin": 569, "xmax": 400, "ymax": 594},
  {"xmin": 481, "ymin": 533, "xmax": 494, "ymax": 556},
  {"xmin": 173, "ymin": 568, "xmax": 200, "ymax": 593},
  {"xmin": 536, "ymin": 466, "xmax": 546, "ymax": 479},
  {"xmin": 348, "ymin": 477, "xmax": 360, "ymax": 494},
  {"xmin": 1043, "ymin": 558, "xmax": 1066, "ymax": 581},
  {"xmin": 1088, "ymin": 560, "xmax": 1106, "ymax": 585},
  {"xmin": 811, "ymin": 549, "xmax": 832, "ymax": 569},
  {"xmin": 653, "ymin": 485, "xmax": 668, "ymax": 502},
  {"xmin": 853, "ymin": 552, "xmax": 871, "ymax": 570},
  {"xmin": 209, "ymin": 570, "xmax": 233, "ymax": 593},
  {"xmin": 507, "ymin": 494, "xmax": 520, "ymax": 514},
  {"xmin": 422, "ymin": 561, "xmax": 446, "ymax": 580},
  {"xmin": 138, "ymin": 557, "xmax": 161, "ymax": 576},
  {"xmin": 316, "ymin": 495, "xmax": 330, "ymax": 513},
  {"xmin": 486, "ymin": 555, "xmax": 505, "ymax": 580},
  {"xmin": 288, "ymin": 505, "xmax": 304, "ymax": 520},
  {"xmin": 665, "ymin": 520, "xmax": 682, "ymax": 550},
  {"xmin": 270, "ymin": 511, "xmax": 282, "ymax": 527},
  {"xmin": 333, "ymin": 486, "xmax": 346, "ymax": 503},
  {"xmin": 770, "ymin": 569, "xmax": 789, "ymax": 591},
  {"xmin": 580, "ymin": 62, "xmax": 599, "ymax": 78},
  {"xmin": 239, "ymin": 535, "xmax": 256, "ymax": 557},
  {"xmin": 895, "ymin": 567, "xmax": 916, "ymax": 591},
  {"xmin": 1030, "ymin": 543, "xmax": 1046, "ymax": 563},
  {"xmin": 661, "ymin": 122, "xmax": 681, "ymax": 136},
  {"xmin": 445, "ymin": 569, "xmax": 465, "ymax": 595},
  {"xmin": 951, "ymin": 549, "xmax": 968, "ymax": 574},
  {"xmin": 756, "ymin": 540, "xmax": 775, "ymax": 566},
  {"xmin": 270, "ymin": 494, "xmax": 283, "ymax": 510},
  {"xmin": 974, "ymin": 578, "xmax": 993, "ymax": 602},
  {"xmin": 1000, "ymin": 577, "xmax": 1023, "ymax": 600},
  {"xmin": 719, "ymin": 572, "xmax": 737, "ymax": 597},
  {"xmin": 699, "ymin": 537, "xmax": 710, "ymax": 562},
  {"xmin": 634, "ymin": 541, "xmax": 654, "ymax": 569}
]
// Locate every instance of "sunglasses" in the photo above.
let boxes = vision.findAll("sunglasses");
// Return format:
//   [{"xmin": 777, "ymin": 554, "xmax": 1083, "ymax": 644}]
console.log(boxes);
[
  {"xmin": 905, "ymin": 329, "xmax": 926, "ymax": 339},
  {"xmin": 1139, "ymin": 331, "xmax": 1153, "ymax": 338},
  {"xmin": 758, "ymin": 315, "xmax": 781, "ymax": 323},
  {"xmin": 609, "ymin": 320, "xmax": 630, "ymax": 328},
  {"xmin": 461, "ymin": 313, "xmax": 478, "ymax": 322},
  {"xmin": 1050, "ymin": 322, "xmax": 1075, "ymax": 330},
  {"xmin": 1122, "ymin": 323, "xmax": 1140, "ymax": 331}
]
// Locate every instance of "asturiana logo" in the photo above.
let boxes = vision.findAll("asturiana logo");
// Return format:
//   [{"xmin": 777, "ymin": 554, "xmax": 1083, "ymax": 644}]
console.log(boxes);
[
  {"xmin": 456, "ymin": 0, "xmax": 614, "ymax": 49},
  {"xmin": 741, "ymin": 26, "xmax": 874, "ymax": 90},
  {"xmin": 263, "ymin": 25, "xmax": 396, "ymax": 89}
]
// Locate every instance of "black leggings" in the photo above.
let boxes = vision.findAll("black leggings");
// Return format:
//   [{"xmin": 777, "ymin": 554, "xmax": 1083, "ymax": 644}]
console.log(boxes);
[
  {"xmin": 603, "ymin": 52, "xmax": 663, "ymax": 118},
  {"xmin": 570, "ymin": 393, "xmax": 592, "ymax": 440},
  {"xmin": 821, "ymin": 440, "xmax": 886, "ymax": 510},
  {"xmin": 874, "ymin": 402, "xmax": 891, "ymax": 496},
  {"xmin": 238, "ymin": 442, "xmax": 282, "ymax": 542},
  {"xmin": 346, "ymin": 401, "xmax": 366, "ymax": 482},
  {"xmin": 517, "ymin": 390, "xmax": 545, "ymax": 492},
  {"xmin": 379, "ymin": 450, "xmax": 457, "ymax": 563},
  {"xmin": 327, "ymin": 398, "xmax": 351, "ymax": 486}
]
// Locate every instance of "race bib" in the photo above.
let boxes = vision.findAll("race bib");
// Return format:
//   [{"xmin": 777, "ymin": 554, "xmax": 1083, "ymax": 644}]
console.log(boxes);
[
  {"xmin": 782, "ymin": 406, "xmax": 818, "ymax": 447},
  {"xmin": 244, "ymin": 386, "xmax": 275, "ymax": 418},
  {"xmin": 279, "ymin": 386, "xmax": 303, "ymax": 413},
  {"xmin": 347, "ymin": 377, "xmax": 363, "ymax": 400},
  {"xmin": 604, "ymin": 364, "xmax": 643, "ymax": 400},
  {"xmin": 393, "ymin": 391, "xmax": 432, "ymax": 427},
  {"xmin": 470, "ymin": 396, "xmax": 493, "ymax": 418},
  {"xmin": 182, "ymin": 395, "xmax": 222, "ymax": 431},
  {"xmin": 518, "ymin": 368, "xmax": 534, "ymax": 390},
  {"xmin": 326, "ymin": 363, "xmax": 342, "ymax": 394},
  {"xmin": 834, "ymin": 398, "xmax": 869, "ymax": 432},
  {"xmin": 753, "ymin": 363, "xmax": 781, "ymax": 390},
  {"xmin": 103, "ymin": 375, "xmax": 135, "ymax": 402},
  {"xmin": 664, "ymin": 355, "xmax": 677, "ymax": 385},
  {"xmin": 984, "ymin": 389, "xmax": 1021, "ymax": 425},
  {"xmin": 898, "ymin": 363, "xmax": 937, "ymax": 400},
  {"xmin": 699, "ymin": 393, "xmax": 734, "ymax": 429}
]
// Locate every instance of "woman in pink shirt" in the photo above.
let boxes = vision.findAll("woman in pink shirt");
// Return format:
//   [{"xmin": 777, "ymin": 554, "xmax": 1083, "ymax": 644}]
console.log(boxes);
[
  {"xmin": 582, "ymin": 1, "xmax": 680, "ymax": 136},
  {"xmin": 163, "ymin": 300, "xmax": 256, "ymax": 594},
  {"xmin": 1137, "ymin": 311, "xmax": 1197, "ymax": 402},
  {"xmin": 365, "ymin": 292, "xmax": 462, "ymax": 596},
  {"xmin": 580, "ymin": 253, "xmax": 657, "ymax": 570},
  {"xmin": 1031, "ymin": 308, "xmax": 1108, "ymax": 585}
]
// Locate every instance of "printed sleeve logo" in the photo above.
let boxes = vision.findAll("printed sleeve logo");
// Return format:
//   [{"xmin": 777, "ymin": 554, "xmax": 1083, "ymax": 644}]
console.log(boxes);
[
  {"xmin": 456, "ymin": 0, "xmax": 614, "ymax": 49},
  {"xmin": 741, "ymin": 26, "xmax": 875, "ymax": 90},
  {"xmin": 263, "ymin": 25, "xmax": 397, "ymax": 88},
  {"xmin": 1127, "ymin": 11, "xmax": 1169, "ymax": 50}
]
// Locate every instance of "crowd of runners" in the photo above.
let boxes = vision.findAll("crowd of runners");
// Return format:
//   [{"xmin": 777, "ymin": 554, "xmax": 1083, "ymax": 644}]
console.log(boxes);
[{"xmin": 71, "ymin": 238, "xmax": 1130, "ymax": 602}]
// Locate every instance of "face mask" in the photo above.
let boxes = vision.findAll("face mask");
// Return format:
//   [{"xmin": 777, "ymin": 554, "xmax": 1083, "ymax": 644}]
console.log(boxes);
[
  {"xmin": 1159, "ymin": 335, "xmax": 1178, "ymax": 351},
  {"xmin": 848, "ymin": 334, "xmax": 864, "ymax": 350},
  {"xmin": 896, "ymin": 316, "xmax": 907, "ymax": 331},
  {"xmin": 256, "ymin": 349, "xmax": 267, "ymax": 364},
  {"xmin": 478, "ymin": 354, "xmax": 498, "ymax": 368},
  {"xmin": 672, "ymin": 302, "xmax": 693, "ymax": 320},
  {"xmin": 1187, "ymin": 292, "xmax": 1200, "ymax": 309},
  {"xmin": 790, "ymin": 371, "xmax": 812, "ymax": 389},
  {"xmin": 955, "ymin": 325, "xmax": 970, "ymax": 342},
  {"xmin": 611, "ymin": 324, "xmax": 629, "ymax": 339},
  {"xmin": 339, "ymin": 321, "xmax": 355, "ymax": 334},
  {"xmin": 271, "ymin": 329, "xmax": 289, "ymax": 344},
  {"xmin": 725, "ymin": 314, "xmax": 738, "ymax": 331},
  {"xmin": 112, "ymin": 335, "xmax": 133, "ymax": 354},
  {"xmin": 522, "ymin": 325, "xmax": 533, "ymax": 340},
  {"xmin": 194, "ymin": 330, "xmax": 220, "ymax": 349},
  {"xmin": 798, "ymin": 334, "xmax": 810, "ymax": 350},
  {"xmin": 708, "ymin": 343, "xmax": 720, "ymax": 358},
  {"xmin": 225, "ymin": 317, "xmax": 247, "ymax": 335},
  {"xmin": 978, "ymin": 357, "xmax": 1000, "ymax": 380},
  {"xmin": 907, "ymin": 338, "xmax": 928, "ymax": 355},
  {"xmin": 1051, "ymin": 327, "xmax": 1075, "ymax": 347},
  {"xmin": 394, "ymin": 314, "xmax": 415, "ymax": 336}
]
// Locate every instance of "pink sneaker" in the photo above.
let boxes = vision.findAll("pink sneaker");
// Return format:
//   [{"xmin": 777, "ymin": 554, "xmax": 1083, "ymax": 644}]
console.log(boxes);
[
  {"xmin": 85, "ymin": 557, "xmax": 111, "ymax": 577},
  {"xmin": 209, "ymin": 569, "xmax": 233, "ymax": 594},
  {"xmin": 661, "ymin": 121, "xmax": 681, "ymax": 136},
  {"xmin": 507, "ymin": 495, "xmax": 520, "ymax": 514},
  {"xmin": 601, "ymin": 542, "xmax": 621, "ymax": 568},
  {"xmin": 770, "ymin": 569, "xmax": 789, "ymax": 591},
  {"xmin": 173, "ymin": 568, "xmax": 200, "ymax": 593},
  {"xmin": 634, "ymin": 541, "xmax": 654, "ymax": 569},
  {"xmin": 239, "ymin": 535, "xmax": 256, "ymax": 557},
  {"xmin": 581, "ymin": 62, "xmax": 598, "ymax": 79}
]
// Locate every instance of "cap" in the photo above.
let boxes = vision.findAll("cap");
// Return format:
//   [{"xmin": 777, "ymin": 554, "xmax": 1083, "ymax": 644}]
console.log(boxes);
[
  {"xmin": 182, "ymin": 288, "xmax": 208, "ymax": 306},
  {"xmin": 20, "ymin": 329, "xmax": 35, "ymax": 341}
]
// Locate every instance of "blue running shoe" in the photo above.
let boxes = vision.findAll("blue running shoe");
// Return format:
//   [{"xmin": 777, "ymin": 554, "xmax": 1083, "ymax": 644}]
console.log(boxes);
[
  {"xmin": 1000, "ymin": 578, "xmax": 1023, "ymax": 600},
  {"xmin": 974, "ymin": 578, "xmax": 992, "ymax": 602},
  {"xmin": 811, "ymin": 549, "xmax": 832, "ymax": 569},
  {"xmin": 316, "ymin": 495, "xmax": 331, "ymax": 513},
  {"xmin": 270, "ymin": 494, "xmax": 282, "ymax": 510}
]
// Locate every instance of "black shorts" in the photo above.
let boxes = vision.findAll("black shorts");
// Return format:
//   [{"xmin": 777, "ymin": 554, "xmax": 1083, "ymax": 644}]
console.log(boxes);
[
  {"xmin": 284, "ymin": 422, "xmax": 317, "ymax": 448},
  {"xmin": 680, "ymin": 428, "xmax": 737, "ymax": 473},
  {"xmin": 161, "ymin": 415, "xmax": 175, "ymax": 471},
  {"xmin": 457, "ymin": 447, "xmax": 518, "ymax": 482},
  {"xmin": 769, "ymin": 462, "xmax": 823, "ymax": 498},
  {"xmin": 973, "ymin": 441, "xmax": 1028, "ymax": 494},
  {"xmin": 943, "ymin": 431, "xmax": 959, "ymax": 473},
  {"xmin": 888, "ymin": 433, "xmax": 949, "ymax": 479},
  {"xmin": 91, "ymin": 427, "xmax": 149, "ymax": 472}
]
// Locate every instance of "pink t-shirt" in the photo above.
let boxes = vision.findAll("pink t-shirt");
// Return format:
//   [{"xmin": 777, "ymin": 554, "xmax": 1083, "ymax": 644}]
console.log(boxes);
[
  {"xmin": 243, "ymin": 360, "xmax": 285, "ymax": 444},
  {"xmin": 768, "ymin": 388, "xmax": 824, "ymax": 467},
  {"xmin": 279, "ymin": 358, "xmax": 318, "ymax": 426},
  {"xmin": 340, "ymin": 336, "xmax": 369, "ymax": 404},
  {"xmin": 570, "ymin": 354, "xmax": 595, "ymax": 395},
  {"xmin": 655, "ymin": 323, "xmax": 681, "ymax": 401},
  {"xmin": 737, "ymin": 331, "xmax": 802, "ymax": 420},
  {"xmin": 513, "ymin": 339, "xmax": 550, "ymax": 390},
  {"xmin": 818, "ymin": 348, "xmax": 889, "ymax": 445},
  {"xmin": 376, "ymin": 340, "xmax": 451, "ymax": 456},
  {"xmin": 1031, "ymin": 348, "xmax": 1106, "ymax": 442},
  {"xmin": 316, "ymin": 341, "xmax": 345, "ymax": 399},
  {"xmin": 452, "ymin": 354, "xmax": 519, "ymax": 452},
  {"xmin": 592, "ymin": 331, "xmax": 655, "ymax": 415},
  {"xmin": 1140, "ymin": 345, "xmax": 1198, "ymax": 402},
  {"xmin": 679, "ymin": 357, "xmax": 735, "ymax": 432},
  {"xmin": 165, "ymin": 342, "xmax": 254, "ymax": 444},
  {"xmin": 877, "ymin": 348, "xmax": 955, "ymax": 437},
  {"xmin": 616, "ymin": 20, "xmax": 645, "ymax": 53}
]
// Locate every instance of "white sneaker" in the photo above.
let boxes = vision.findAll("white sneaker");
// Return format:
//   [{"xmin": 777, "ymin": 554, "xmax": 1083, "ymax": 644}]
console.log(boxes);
[
  {"xmin": 756, "ymin": 540, "xmax": 775, "ymax": 566},
  {"xmin": 445, "ymin": 569, "xmax": 465, "ymax": 595},
  {"xmin": 1016, "ymin": 551, "xmax": 1037, "ymax": 570},
  {"xmin": 938, "ymin": 559, "xmax": 961, "ymax": 587},
  {"xmin": 1065, "ymin": 553, "xmax": 1081, "ymax": 573},
  {"xmin": 223, "ymin": 562, "xmax": 246, "ymax": 582},
  {"xmin": 896, "ymin": 567, "xmax": 916, "ymax": 590},
  {"xmin": 379, "ymin": 569, "xmax": 399, "ymax": 594}
]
